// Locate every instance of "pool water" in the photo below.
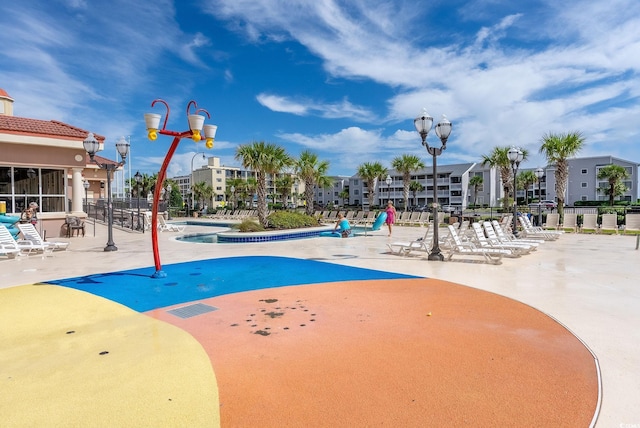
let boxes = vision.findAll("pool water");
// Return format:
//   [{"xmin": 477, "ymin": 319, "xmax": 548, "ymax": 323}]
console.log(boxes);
[{"xmin": 176, "ymin": 226, "xmax": 373, "ymax": 244}]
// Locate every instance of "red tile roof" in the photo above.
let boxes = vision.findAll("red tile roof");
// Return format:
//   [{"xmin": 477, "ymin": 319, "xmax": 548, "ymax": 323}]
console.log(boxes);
[
  {"xmin": 0, "ymin": 116, "xmax": 105, "ymax": 141},
  {"xmin": 0, "ymin": 88, "xmax": 13, "ymax": 100}
]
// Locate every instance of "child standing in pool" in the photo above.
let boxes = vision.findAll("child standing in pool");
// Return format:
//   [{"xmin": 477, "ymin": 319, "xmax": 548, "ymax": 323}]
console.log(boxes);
[
  {"xmin": 334, "ymin": 213, "xmax": 352, "ymax": 238},
  {"xmin": 385, "ymin": 200, "xmax": 396, "ymax": 236}
]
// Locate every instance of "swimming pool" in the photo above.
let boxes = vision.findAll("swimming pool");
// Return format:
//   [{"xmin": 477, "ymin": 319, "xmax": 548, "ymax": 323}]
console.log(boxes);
[{"xmin": 176, "ymin": 226, "xmax": 375, "ymax": 243}]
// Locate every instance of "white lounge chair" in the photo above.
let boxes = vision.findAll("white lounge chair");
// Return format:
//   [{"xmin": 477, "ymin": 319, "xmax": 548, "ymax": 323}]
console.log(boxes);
[
  {"xmin": 481, "ymin": 221, "xmax": 537, "ymax": 252},
  {"xmin": 624, "ymin": 214, "xmax": 640, "ymax": 234},
  {"xmin": 600, "ymin": 213, "xmax": 618, "ymax": 235},
  {"xmin": 518, "ymin": 216, "xmax": 561, "ymax": 240},
  {"xmin": 580, "ymin": 213, "xmax": 599, "ymax": 233},
  {"xmin": 387, "ymin": 224, "xmax": 433, "ymax": 257},
  {"xmin": 158, "ymin": 216, "xmax": 186, "ymax": 232},
  {"xmin": 17, "ymin": 223, "xmax": 69, "ymax": 253},
  {"xmin": 543, "ymin": 213, "xmax": 561, "ymax": 230},
  {"xmin": 490, "ymin": 220, "xmax": 543, "ymax": 246},
  {"xmin": 0, "ymin": 242, "xmax": 20, "ymax": 258},
  {"xmin": 561, "ymin": 213, "xmax": 578, "ymax": 233},
  {"xmin": 469, "ymin": 223, "xmax": 524, "ymax": 257},
  {"xmin": 0, "ymin": 225, "xmax": 22, "ymax": 258},
  {"xmin": 444, "ymin": 225, "xmax": 510, "ymax": 265}
]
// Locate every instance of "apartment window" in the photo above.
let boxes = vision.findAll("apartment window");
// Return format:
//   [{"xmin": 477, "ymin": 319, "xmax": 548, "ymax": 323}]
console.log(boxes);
[
  {"xmin": 581, "ymin": 195, "xmax": 588, "ymax": 201},
  {"xmin": 354, "ymin": 190, "xmax": 359, "ymax": 195},
  {"xmin": 581, "ymin": 182, "xmax": 588, "ymax": 188},
  {"xmin": 581, "ymin": 169, "xmax": 588, "ymax": 174}
]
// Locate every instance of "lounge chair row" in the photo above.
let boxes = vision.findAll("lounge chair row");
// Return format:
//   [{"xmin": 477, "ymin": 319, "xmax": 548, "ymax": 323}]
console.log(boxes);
[
  {"xmin": 388, "ymin": 216, "xmax": 555, "ymax": 265},
  {"xmin": 0, "ymin": 223, "xmax": 69, "ymax": 258},
  {"xmin": 541, "ymin": 212, "xmax": 640, "ymax": 234}
]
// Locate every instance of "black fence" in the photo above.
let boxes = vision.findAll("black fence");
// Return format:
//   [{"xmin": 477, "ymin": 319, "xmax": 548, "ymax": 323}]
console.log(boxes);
[{"xmin": 84, "ymin": 198, "xmax": 169, "ymax": 233}]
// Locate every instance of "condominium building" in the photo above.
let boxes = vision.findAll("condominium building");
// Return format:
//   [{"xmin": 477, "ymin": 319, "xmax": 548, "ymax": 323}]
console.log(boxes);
[{"xmin": 346, "ymin": 156, "xmax": 638, "ymax": 210}]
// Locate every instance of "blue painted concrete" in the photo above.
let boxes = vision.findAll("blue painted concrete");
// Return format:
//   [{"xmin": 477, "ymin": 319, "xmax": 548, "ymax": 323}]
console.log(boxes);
[{"xmin": 47, "ymin": 256, "xmax": 420, "ymax": 312}]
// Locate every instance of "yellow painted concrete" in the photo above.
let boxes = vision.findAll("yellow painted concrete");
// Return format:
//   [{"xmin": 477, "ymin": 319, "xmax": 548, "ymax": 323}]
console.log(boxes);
[{"xmin": 0, "ymin": 284, "xmax": 219, "ymax": 427}]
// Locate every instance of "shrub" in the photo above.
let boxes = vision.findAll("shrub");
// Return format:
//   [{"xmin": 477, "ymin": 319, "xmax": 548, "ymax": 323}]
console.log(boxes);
[
  {"xmin": 267, "ymin": 211, "xmax": 318, "ymax": 229},
  {"xmin": 236, "ymin": 219, "xmax": 264, "ymax": 232}
]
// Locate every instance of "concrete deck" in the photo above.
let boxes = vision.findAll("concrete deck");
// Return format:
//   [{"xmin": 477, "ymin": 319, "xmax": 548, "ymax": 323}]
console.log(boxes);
[{"xmin": 1, "ymin": 219, "xmax": 639, "ymax": 426}]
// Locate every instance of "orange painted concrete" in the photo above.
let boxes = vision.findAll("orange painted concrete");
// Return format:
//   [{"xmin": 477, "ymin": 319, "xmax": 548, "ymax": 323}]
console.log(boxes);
[{"xmin": 149, "ymin": 278, "xmax": 598, "ymax": 427}]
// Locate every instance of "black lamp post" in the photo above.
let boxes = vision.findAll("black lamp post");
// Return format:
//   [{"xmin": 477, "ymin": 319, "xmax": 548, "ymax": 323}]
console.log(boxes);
[
  {"xmin": 535, "ymin": 167, "xmax": 544, "ymax": 227},
  {"xmin": 83, "ymin": 133, "xmax": 129, "ymax": 251},
  {"xmin": 134, "ymin": 171, "xmax": 142, "ymax": 232},
  {"xmin": 386, "ymin": 174, "xmax": 392, "ymax": 203},
  {"xmin": 414, "ymin": 109, "xmax": 452, "ymax": 261},
  {"xmin": 507, "ymin": 147, "xmax": 524, "ymax": 235},
  {"xmin": 83, "ymin": 180, "xmax": 90, "ymax": 214}
]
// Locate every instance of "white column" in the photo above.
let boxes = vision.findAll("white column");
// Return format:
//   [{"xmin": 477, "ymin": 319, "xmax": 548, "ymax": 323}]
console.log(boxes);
[{"xmin": 71, "ymin": 168, "xmax": 84, "ymax": 214}]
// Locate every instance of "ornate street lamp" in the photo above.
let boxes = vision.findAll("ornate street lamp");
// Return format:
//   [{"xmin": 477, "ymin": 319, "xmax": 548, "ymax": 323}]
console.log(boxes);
[
  {"xmin": 83, "ymin": 133, "xmax": 130, "ymax": 251},
  {"xmin": 144, "ymin": 99, "xmax": 217, "ymax": 278},
  {"xmin": 134, "ymin": 171, "xmax": 142, "ymax": 232},
  {"xmin": 535, "ymin": 167, "xmax": 544, "ymax": 227},
  {"xmin": 508, "ymin": 147, "xmax": 524, "ymax": 235},
  {"xmin": 414, "ymin": 109, "xmax": 452, "ymax": 261}
]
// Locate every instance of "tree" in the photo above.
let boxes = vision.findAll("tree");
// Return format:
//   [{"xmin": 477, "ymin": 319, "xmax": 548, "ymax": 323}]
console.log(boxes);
[
  {"xmin": 481, "ymin": 147, "xmax": 512, "ymax": 210},
  {"xmin": 338, "ymin": 188, "xmax": 350, "ymax": 207},
  {"xmin": 192, "ymin": 181, "xmax": 213, "ymax": 212},
  {"xmin": 391, "ymin": 154, "xmax": 425, "ymax": 211},
  {"xmin": 517, "ymin": 170, "xmax": 537, "ymax": 205},
  {"xmin": 409, "ymin": 181, "xmax": 425, "ymax": 207},
  {"xmin": 236, "ymin": 141, "xmax": 293, "ymax": 227},
  {"xmin": 481, "ymin": 147, "xmax": 528, "ymax": 209},
  {"xmin": 356, "ymin": 162, "xmax": 387, "ymax": 209},
  {"xmin": 540, "ymin": 131, "xmax": 585, "ymax": 222},
  {"xmin": 275, "ymin": 175, "xmax": 294, "ymax": 208},
  {"xmin": 295, "ymin": 150, "xmax": 331, "ymax": 216},
  {"xmin": 597, "ymin": 164, "xmax": 629, "ymax": 206},
  {"xmin": 468, "ymin": 175, "xmax": 483, "ymax": 208},
  {"xmin": 128, "ymin": 172, "xmax": 155, "ymax": 199},
  {"xmin": 226, "ymin": 177, "xmax": 245, "ymax": 210}
]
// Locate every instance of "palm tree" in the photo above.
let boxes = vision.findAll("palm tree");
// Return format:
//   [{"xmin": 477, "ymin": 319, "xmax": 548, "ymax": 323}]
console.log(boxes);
[
  {"xmin": 517, "ymin": 170, "xmax": 537, "ymax": 205},
  {"xmin": 597, "ymin": 164, "xmax": 629, "ymax": 206},
  {"xmin": 192, "ymin": 181, "xmax": 213, "ymax": 212},
  {"xmin": 295, "ymin": 150, "xmax": 331, "ymax": 216},
  {"xmin": 226, "ymin": 177, "xmax": 244, "ymax": 210},
  {"xmin": 391, "ymin": 154, "xmax": 425, "ymax": 211},
  {"xmin": 468, "ymin": 175, "xmax": 483, "ymax": 208},
  {"xmin": 242, "ymin": 176, "xmax": 257, "ymax": 209},
  {"xmin": 275, "ymin": 175, "xmax": 294, "ymax": 208},
  {"xmin": 236, "ymin": 141, "xmax": 293, "ymax": 227},
  {"xmin": 338, "ymin": 188, "xmax": 350, "ymax": 207},
  {"xmin": 357, "ymin": 162, "xmax": 387, "ymax": 209},
  {"xmin": 409, "ymin": 181, "xmax": 425, "ymax": 208},
  {"xmin": 481, "ymin": 147, "xmax": 512, "ymax": 209},
  {"xmin": 540, "ymin": 131, "xmax": 585, "ymax": 221},
  {"xmin": 481, "ymin": 147, "xmax": 528, "ymax": 209}
]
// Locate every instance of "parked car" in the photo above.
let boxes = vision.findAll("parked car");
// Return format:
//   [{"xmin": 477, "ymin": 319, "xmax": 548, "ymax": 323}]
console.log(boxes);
[
  {"xmin": 442, "ymin": 204, "xmax": 461, "ymax": 213},
  {"xmin": 412, "ymin": 205, "xmax": 430, "ymax": 212},
  {"xmin": 528, "ymin": 200, "xmax": 557, "ymax": 209}
]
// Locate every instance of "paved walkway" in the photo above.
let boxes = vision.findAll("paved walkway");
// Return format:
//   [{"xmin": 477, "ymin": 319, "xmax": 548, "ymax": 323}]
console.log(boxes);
[{"xmin": 1, "ymin": 219, "xmax": 639, "ymax": 426}]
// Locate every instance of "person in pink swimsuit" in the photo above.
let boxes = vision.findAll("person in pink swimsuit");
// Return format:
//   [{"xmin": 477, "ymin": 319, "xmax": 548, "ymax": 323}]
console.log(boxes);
[{"xmin": 385, "ymin": 200, "xmax": 396, "ymax": 236}]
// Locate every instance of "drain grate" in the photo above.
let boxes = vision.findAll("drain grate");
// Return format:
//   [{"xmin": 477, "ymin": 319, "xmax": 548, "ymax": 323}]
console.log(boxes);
[{"xmin": 167, "ymin": 303, "xmax": 218, "ymax": 319}]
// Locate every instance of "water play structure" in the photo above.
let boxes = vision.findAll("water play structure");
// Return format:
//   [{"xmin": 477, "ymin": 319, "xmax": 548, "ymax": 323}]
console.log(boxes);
[
  {"xmin": 0, "ymin": 200, "xmax": 20, "ymax": 238},
  {"xmin": 320, "ymin": 212, "xmax": 387, "ymax": 237}
]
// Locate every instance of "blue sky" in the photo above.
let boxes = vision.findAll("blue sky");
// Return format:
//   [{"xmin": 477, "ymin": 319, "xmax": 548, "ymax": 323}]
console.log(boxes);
[{"xmin": 1, "ymin": 0, "xmax": 639, "ymax": 180}]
